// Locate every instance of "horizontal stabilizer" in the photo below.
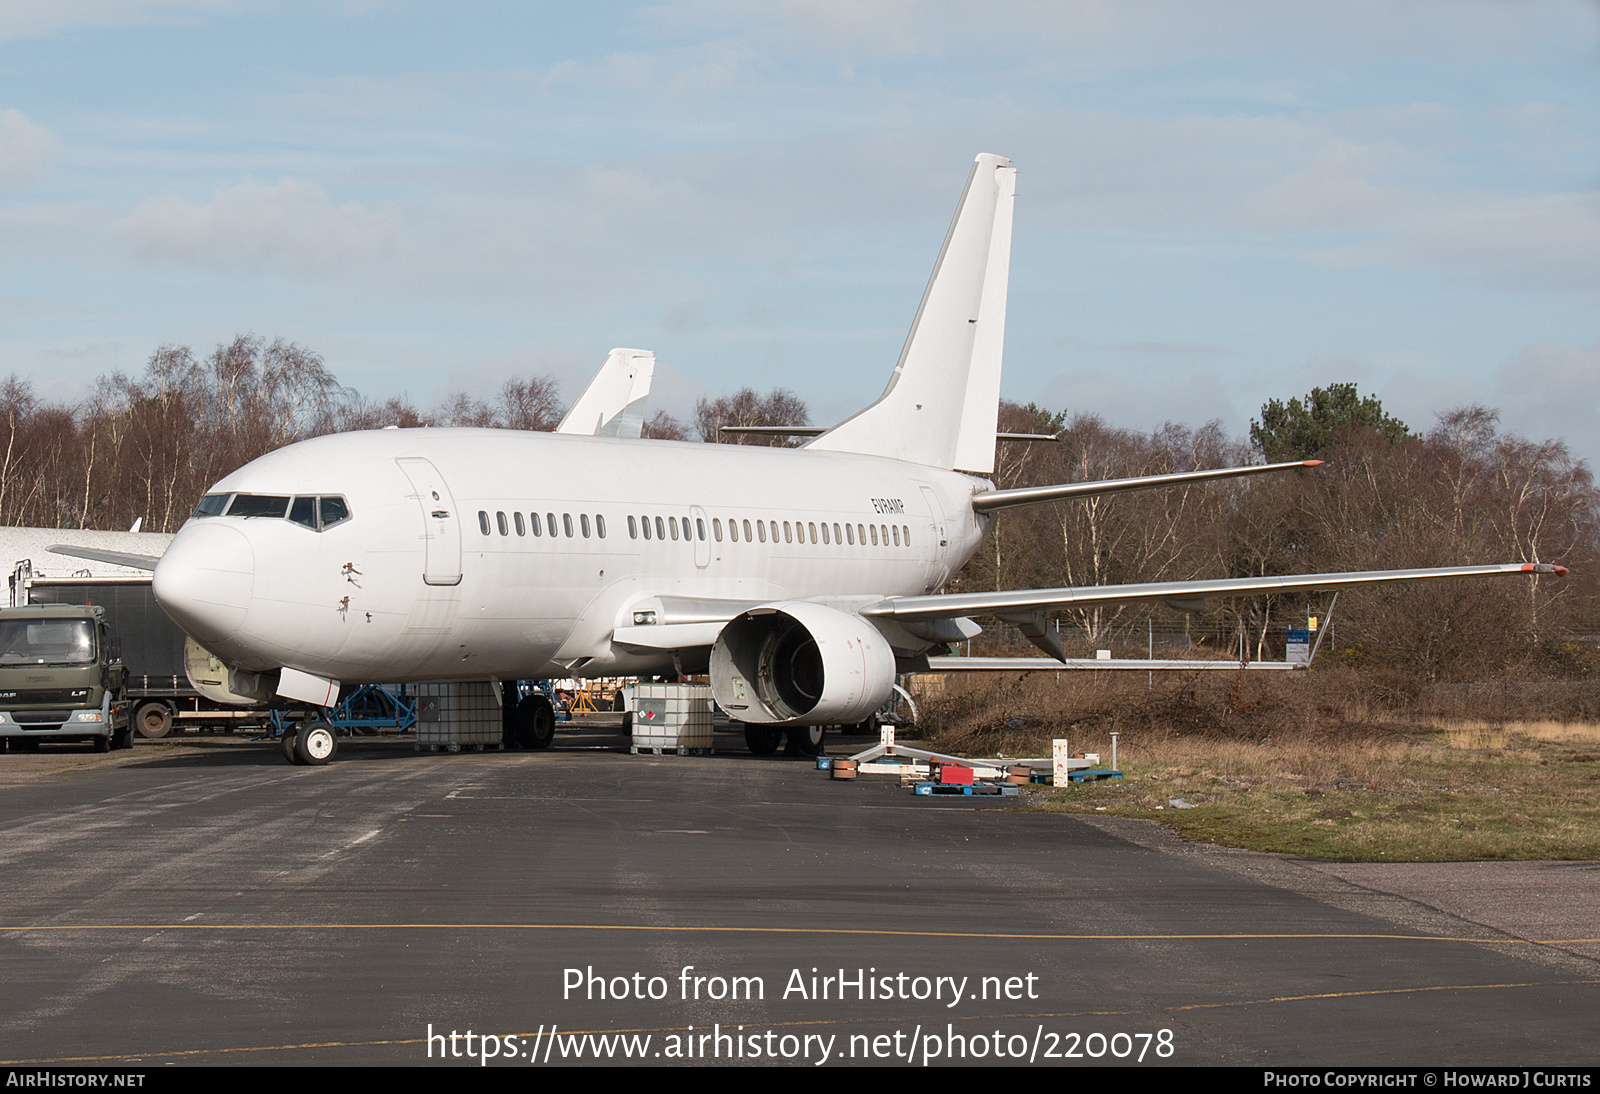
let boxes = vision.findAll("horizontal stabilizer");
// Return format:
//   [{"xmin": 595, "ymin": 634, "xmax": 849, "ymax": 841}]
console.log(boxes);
[{"xmin": 971, "ymin": 460, "xmax": 1320, "ymax": 513}]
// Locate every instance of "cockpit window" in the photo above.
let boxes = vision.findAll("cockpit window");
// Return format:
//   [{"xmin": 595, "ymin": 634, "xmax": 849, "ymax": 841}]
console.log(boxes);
[
  {"xmin": 228, "ymin": 494, "xmax": 291, "ymax": 518},
  {"xmin": 199, "ymin": 492, "xmax": 351, "ymax": 531},
  {"xmin": 288, "ymin": 496, "xmax": 317, "ymax": 529},
  {"xmin": 318, "ymin": 496, "xmax": 350, "ymax": 529},
  {"xmin": 192, "ymin": 493, "xmax": 231, "ymax": 518}
]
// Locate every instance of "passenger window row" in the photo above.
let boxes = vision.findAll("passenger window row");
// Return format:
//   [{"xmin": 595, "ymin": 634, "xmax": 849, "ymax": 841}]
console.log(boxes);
[
  {"xmin": 627, "ymin": 515, "xmax": 911, "ymax": 548},
  {"xmin": 478, "ymin": 510, "xmax": 606, "ymax": 540}
]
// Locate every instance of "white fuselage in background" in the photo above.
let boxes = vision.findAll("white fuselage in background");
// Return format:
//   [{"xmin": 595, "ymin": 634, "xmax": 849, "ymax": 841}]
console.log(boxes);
[{"xmin": 152, "ymin": 428, "xmax": 992, "ymax": 684}]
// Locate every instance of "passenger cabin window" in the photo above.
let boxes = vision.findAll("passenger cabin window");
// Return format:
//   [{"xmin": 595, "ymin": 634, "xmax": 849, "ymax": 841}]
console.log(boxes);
[
  {"xmin": 479, "ymin": 511, "xmax": 490, "ymax": 535},
  {"xmin": 563, "ymin": 514, "xmax": 573, "ymax": 537},
  {"xmin": 628, "ymin": 515, "xmax": 638, "ymax": 539},
  {"xmin": 580, "ymin": 514, "xmax": 591, "ymax": 538},
  {"xmin": 713, "ymin": 519, "xmax": 723, "ymax": 542},
  {"xmin": 514, "ymin": 512, "xmax": 525, "ymax": 536},
  {"xmin": 596, "ymin": 515, "xmax": 606, "ymax": 538},
  {"xmin": 497, "ymin": 511, "xmax": 508, "ymax": 536},
  {"xmin": 531, "ymin": 513, "xmax": 543, "ymax": 537},
  {"xmin": 642, "ymin": 515, "xmax": 652, "ymax": 540},
  {"xmin": 696, "ymin": 518, "xmax": 706, "ymax": 541}
]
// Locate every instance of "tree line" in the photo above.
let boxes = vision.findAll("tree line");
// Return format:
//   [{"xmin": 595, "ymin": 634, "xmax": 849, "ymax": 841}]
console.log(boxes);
[{"xmin": 2, "ymin": 339, "xmax": 1594, "ymax": 681}]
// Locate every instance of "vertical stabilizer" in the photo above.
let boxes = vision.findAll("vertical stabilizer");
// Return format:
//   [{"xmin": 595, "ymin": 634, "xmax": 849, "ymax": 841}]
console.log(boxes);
[
  {"xmin": 808, "ymin": 154, "xmax": 1015, "ymax": 474},
  {"xmin": 555, "ymin": 348, "xmax": 656, "ymax": 438}
]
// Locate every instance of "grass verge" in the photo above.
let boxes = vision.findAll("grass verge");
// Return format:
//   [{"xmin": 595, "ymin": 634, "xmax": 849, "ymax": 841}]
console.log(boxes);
[{"xmin": 1021, "ymin": 720, "xmax": 1600, "ymax": 861}]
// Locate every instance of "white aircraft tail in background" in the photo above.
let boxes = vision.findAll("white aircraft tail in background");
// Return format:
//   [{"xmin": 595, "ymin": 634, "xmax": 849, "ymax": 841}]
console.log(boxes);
[{"xmin": 557, "ymin": 348, "xmax": 656, "ymax": 439}]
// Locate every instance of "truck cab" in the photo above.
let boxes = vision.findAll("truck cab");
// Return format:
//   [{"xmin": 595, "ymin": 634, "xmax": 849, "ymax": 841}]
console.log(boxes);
[{"xmin": 0, "ymin": 604, "xmax": 132, "ymax": 752}]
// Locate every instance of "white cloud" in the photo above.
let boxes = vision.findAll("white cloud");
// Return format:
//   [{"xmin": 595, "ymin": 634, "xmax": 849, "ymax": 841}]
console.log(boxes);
[
  {"xmin": 116, "ymin": 178, "xmax": 401, "ymax": 278},
  {"xmin": 0, "ymin": 109, "xmax": 56, "ymax": 187},
  {"xmin": 1492, "ymin": 337, "xmax": 1600, "ymax": 462},
  {"xmin": 0, "ymin": 1, "xmax": 244, "ymax": 41}
]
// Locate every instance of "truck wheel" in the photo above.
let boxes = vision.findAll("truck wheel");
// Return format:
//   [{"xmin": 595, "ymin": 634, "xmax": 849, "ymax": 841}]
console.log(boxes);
[
  {"xmin": 12, "ymin": 738, "xmax": 39, "ymax": 752},
  {"xmin": 281, "ymin": 728, "xmax": 299, "ymax": 765},
  {"xmin": 744, "ymin": 724, "xmax": 780, "ymax": 755},
  {"xmin": 135, "ymin": 702, "xmax": 174, "ymax": 740},
  {"xmin": 113, "ymin": 724, "xmax": 135, "ymax": 750},
  {"xmin": 784, "ymin": 725, "xmax": 825, "ymax": 757},
  {"xmin": 93, "ymin": 734, "xmax": 111, "ymax": 753},
  {"xmin": 294, "ymin": 721, "xmax": 338, "ymax": 766}
]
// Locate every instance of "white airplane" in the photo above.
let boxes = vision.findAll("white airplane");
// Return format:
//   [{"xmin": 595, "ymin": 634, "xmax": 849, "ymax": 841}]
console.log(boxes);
[{"xmin": 86, "ymin": 153, "xmax": 1562, "ymax": 765}]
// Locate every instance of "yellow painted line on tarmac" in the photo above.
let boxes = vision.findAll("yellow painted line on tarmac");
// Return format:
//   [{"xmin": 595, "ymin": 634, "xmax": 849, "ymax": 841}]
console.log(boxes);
[
  {"xmin": 0, "ymin": 922, "xmax": 1596, "ymax": 945},
  {"xmin": 7, "ymin": 979, "xmax": 1600, "ymax": 1066}
]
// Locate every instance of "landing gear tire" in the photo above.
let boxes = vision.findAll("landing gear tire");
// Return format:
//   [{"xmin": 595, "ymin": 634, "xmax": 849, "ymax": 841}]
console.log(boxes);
[
  {"xmin": 744, "ymin": 724, "xmax": 780, "ymax": 756},
  {"xmin": 784, "ymin": 725, "xmax": 825, "ymax": 758},
  {"xmin": 135, "ymin": 701, "xmax": 174, "ymax": 740},
  {"xmin": 294, "ymin": 720, "xmax": 338, "ymax": 766},
  {"xmin": 508, "ymin": 695, "xmax": 556, "ymax": 750},
  {"xmin": 854, "ymin": 713, "xmax": 880, "ymax": 735},
  {"xmin": 281, "ymin": 728, "xmax": 300, "ymax": 765}
]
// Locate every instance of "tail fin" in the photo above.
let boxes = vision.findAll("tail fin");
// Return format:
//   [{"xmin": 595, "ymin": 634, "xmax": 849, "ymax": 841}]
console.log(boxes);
[
  {"xmin": 555, "ymin": 348, "xmax": 655, "ymax": 438},
  {"xmin": 807, "ymin": 153, "xmax": 1014, "ymax": 474}
]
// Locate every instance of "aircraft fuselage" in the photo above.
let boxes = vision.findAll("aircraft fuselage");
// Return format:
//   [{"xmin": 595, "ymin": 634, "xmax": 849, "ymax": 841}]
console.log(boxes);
[{"xmin": 152, "ymin": 428, "xmax": 992, "ymax": 683}]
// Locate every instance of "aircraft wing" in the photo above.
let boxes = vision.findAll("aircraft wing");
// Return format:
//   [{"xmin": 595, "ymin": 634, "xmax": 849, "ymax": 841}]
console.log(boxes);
[
  {"xmin": 47, "ymin": 545, "xmax": 162, "ymax": 572},
  {"xmin": 862, "ymin": 562, "xmax": 1567, "ymax": 623}
]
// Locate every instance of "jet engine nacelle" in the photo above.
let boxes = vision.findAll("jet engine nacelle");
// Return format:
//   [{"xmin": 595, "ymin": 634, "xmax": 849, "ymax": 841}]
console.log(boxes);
[{"xmin": 710, "ymin": 601, "xmax": 896, "ymax": 725}]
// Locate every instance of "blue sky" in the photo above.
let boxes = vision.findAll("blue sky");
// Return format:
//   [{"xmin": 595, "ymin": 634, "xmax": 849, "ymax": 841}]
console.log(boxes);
[{"xmin": 1, "ymin": 1, "xmax": 1596, "ymax": 461}]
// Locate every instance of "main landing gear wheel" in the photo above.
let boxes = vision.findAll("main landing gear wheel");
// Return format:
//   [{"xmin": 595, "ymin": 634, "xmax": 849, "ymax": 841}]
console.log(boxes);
[
  {"xmin": 784, "ymin": 724, "xmax": 826, "ymax": 758},
  {"xmin": 281, "ymin": 727, "xmax": 299, "ymax": 765},
  {"xmin": 135, "ymin": 701, "xmax": 173, "ymax": 739},
  {"xmin": 507, "ymin": 694, "xmax": 556, "ymax": 750},
  {"xmin": 744, "ymin": 724, "xmax": 780, "ymax": 756},
  {"xmin": 294, "ymin": 720, "xmax": 338, "ymax": 766}
]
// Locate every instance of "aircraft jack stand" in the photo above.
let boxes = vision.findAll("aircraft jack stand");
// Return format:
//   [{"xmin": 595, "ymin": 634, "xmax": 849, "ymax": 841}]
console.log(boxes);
[{"xmin": 840, "ymin": 725, "xmax": 1016, "ymax": 780}]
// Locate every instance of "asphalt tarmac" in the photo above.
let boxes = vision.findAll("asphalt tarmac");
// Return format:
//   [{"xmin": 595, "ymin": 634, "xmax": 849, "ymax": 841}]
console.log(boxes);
[{"xmin": 2, "ymin": 726, "xmax": 1597, "ymax": 1068}]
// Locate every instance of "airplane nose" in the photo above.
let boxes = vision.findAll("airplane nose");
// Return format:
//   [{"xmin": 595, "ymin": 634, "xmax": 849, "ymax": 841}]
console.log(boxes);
[{"xmin": 153, "ymin": 523, "xmax": 256, "ymax": 646}]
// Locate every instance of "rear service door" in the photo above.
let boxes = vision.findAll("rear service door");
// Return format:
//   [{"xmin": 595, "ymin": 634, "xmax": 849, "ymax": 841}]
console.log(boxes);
[{"xmin": 396, "ymin": 457, "xmax": 462, "ymax": 586}]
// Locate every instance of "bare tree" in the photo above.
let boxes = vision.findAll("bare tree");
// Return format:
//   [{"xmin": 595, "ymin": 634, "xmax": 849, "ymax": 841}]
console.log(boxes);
[{"xmin": 695, "ymin": 388, "xmax": 810, "ymax": 445}]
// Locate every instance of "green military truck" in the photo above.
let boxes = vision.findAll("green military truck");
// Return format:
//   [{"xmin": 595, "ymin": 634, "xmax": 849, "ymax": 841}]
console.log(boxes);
[{"xmin": 0, "ymin": 603, "xmax": 133, "ymax": 752}]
